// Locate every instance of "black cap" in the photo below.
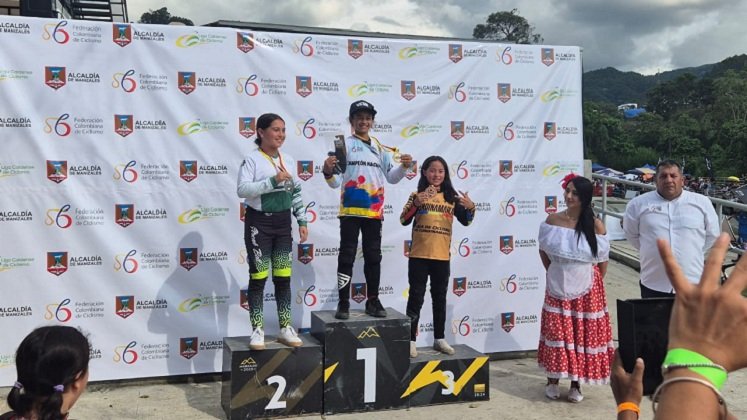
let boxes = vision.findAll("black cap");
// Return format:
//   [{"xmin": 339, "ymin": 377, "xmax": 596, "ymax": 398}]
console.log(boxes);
[{"xmin": 349, "ymin": 100, "xmax": 377, "ymax": 118}]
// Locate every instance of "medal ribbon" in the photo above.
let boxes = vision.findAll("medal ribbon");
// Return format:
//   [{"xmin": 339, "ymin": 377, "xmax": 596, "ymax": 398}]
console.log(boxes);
[{"xmin": 258, "ymin": 147, "xmax": 288, "ymax": 174}]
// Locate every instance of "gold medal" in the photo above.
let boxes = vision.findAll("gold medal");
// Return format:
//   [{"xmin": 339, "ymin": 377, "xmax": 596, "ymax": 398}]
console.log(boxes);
[{"xmin": 392, "ymin": 148, "xmax": 401, "ymax": 164}]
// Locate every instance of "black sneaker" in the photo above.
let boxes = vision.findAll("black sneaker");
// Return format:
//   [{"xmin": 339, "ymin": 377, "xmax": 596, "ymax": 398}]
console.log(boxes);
[
  {"xmin": 335, "ymin": 299, "xmax": 350, "ymax": 320},
  {"xmin": 365, "ymin": 298, "xmax": 387, "ymax": 318}
]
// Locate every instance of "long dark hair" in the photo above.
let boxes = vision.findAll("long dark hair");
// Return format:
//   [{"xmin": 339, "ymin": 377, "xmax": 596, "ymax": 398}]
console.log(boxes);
[
  {"xmin": 254, "ymin": 113, "xmax": 284, "ymax": 146},
  {"xmin": 418, "ymin": 156, "xmax": 458, "ymax": 204},
  {"xmin": 7, "ymin": 326, "xmax": 90, "ymax": 420},
  {"xmin": 568, "ymin": 176, "xmax": 598, "ymax": 257}
]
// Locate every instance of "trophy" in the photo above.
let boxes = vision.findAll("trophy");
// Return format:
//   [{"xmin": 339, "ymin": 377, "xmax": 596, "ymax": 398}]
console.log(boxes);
[{"xmin": 331, "ymin": 134, "xmax": 347, "ymax": 174}]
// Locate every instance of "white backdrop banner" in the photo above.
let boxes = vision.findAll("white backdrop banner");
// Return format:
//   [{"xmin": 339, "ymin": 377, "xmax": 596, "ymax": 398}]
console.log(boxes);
[{"xmin": 0, "ymin": 15, "xmax": 582, "ymax": 382}]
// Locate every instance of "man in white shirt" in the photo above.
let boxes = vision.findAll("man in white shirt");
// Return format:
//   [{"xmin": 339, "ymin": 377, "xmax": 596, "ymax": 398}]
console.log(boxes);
[{"xmin": 623, "ymin": 160, "xmax": 720, "ymax": 297}]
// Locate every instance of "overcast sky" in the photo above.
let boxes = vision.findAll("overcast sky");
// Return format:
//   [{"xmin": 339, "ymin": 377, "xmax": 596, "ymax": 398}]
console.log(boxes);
[{"xmin": 127, "ymin": 0, "xmax": 747, "ymax": 75}]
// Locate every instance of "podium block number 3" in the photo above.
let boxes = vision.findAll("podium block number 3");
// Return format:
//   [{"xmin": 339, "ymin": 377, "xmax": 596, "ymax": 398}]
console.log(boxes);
[
  {"xmin": 441, "ymin": 370, "xmax": 455, "ymax": 395},
  {"xmin": 356, "ymin": 347, "xmax": 377, "ymax": 403},
  {"xmin": 265, "ymin": 375, "xmax": 287, "ymax": 410}
]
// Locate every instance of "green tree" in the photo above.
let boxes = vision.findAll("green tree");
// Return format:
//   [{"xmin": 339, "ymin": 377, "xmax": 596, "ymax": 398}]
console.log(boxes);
[
  {"xmin": 624, "ymin": 112, "xmax": 666, "ymax": 150},
  {"xmin": 619, "ymin": 146, "xmax": 658, "ymax": 171},
  {"xmin": 712, "ymin": 70, "xmax": 747, "ymax": 124},
  {"xmin": 707, "ymin": 144, "xmax": 729, "ymax": 177},
  {"xmin": 647, "ymin": 74, "xmax": 695, "ymax": 119},
  {"xmin": 583, "ymin": 54, "xmax": 747, "ymax": 177},
  {"xmin": 139, "ymin": 7, "xmax": 194, "ymax": 26},
  {"xmin": 169, "ymin": 16, "xmax": 195, "ymax": 26},
  {"xmin": 472, "ymin": 9, "xmax": 543, "ymax": 44},
  {"xmin": 580, "ymin": 101, "xmax": 656, "ymax": 170},
  {"xmin": 583, "ymin": 101, "xmax": 622, "ymax": 161},
  {"xmin": 669, "ymin": 114, "xmax": 702, "ymax": 147},
  {"xmin": 718, "ymin": 121, "xmax": 747, "ymax": 176}
]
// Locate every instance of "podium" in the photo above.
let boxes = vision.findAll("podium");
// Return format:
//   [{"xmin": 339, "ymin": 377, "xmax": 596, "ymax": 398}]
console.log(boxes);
[
  {"xmin": 311, "ymin": 308, "xmax": 410, "ymax": 414},
  {"xmin": 403, "ymin": 344, "xmax": 490, "ymax": 406},
  {"xmin": 222, "ymin": 309, "xmax": 491, "ymax": 417},
  {"xmin": 221, "ymin": 334, "xmax": 323, "ymax": 419}
]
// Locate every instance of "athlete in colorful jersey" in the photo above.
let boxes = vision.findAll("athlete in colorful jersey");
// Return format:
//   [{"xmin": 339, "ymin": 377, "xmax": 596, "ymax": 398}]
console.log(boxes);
[
  {"xmin": 323, "ymin": 100, "xmax": 413, "ymax": 319},
  {"xmin": 400, "ymin": 156, "xmax": 475, "ymax": 357}
]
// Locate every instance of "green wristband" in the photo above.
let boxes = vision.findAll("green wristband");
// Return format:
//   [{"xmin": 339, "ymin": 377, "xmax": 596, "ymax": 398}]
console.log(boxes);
[{"xmin": 662, "ymin": 348, "xmax": 727, "ymax": 389}]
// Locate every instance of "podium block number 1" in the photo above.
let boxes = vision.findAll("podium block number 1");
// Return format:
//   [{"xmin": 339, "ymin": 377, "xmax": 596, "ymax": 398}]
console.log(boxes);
[
  {"xmin": 265, "ymin": 375, "xmax": 287, "ymax": 410},
  {"xmin": 356, "ymin": 347, "xmax": 377, "ymax": 403}
]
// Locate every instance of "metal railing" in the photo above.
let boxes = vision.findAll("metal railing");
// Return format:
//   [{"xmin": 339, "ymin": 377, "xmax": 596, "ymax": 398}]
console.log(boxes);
[{"xmin": 592, "ymin": 173, "xmax": 746, "ymax": 256}]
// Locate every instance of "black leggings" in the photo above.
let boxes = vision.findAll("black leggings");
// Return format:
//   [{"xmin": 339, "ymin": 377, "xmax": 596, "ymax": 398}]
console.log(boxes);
[
  {"xmin": 336, "ymin": 216, "xmax": 382, "ymax": 300},
  {"xmin": 406, "ymin": 257, "xmax": 450, "ymax": 341}
]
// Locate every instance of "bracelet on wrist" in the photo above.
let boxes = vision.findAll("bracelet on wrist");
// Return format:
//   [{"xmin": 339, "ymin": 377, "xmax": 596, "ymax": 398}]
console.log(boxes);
[
  {"xmin": 617, "ymin": 402, "xmax": 640, "ymax": 418},
  {"xmin": 652, "ymin": 376, "xmax": 727, "ymax": 419},
  {"xmin": 662, "ymin": 348, "xmax": 727, "ymax": 389}
]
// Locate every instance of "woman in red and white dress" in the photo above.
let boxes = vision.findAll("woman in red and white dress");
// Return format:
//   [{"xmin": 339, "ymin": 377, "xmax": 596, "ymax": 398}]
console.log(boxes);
[{"xmin": 537, "ymin": 174, "xmax": 614, "ymax": 403}]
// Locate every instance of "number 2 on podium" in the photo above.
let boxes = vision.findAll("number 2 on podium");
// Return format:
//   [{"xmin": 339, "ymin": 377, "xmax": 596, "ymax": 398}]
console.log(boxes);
[
  {"xmin": 265, "ymin": 375, "xmax": 287, "ymax": 410},
  {"xmin": 356, "ymin": 347, "xmax": 377, "ymax": 403}
]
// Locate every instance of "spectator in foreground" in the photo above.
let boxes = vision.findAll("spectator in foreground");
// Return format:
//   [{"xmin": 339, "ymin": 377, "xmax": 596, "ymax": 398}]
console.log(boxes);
[{"xmin": 2, "ymin": 326, "xmax": 90, "ymax": 420}]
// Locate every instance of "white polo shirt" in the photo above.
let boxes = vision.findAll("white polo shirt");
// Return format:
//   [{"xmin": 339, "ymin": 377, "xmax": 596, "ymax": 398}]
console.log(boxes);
[{"xmin": 623, "ymin": 189, "xmax": 720, "ymax": 292}]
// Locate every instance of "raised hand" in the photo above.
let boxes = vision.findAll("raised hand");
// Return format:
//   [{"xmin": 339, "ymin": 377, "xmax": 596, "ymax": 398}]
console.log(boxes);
[
  {"xmin": 458, "ymin": 190, "xmax": 474, "ymax": 210},
  {"xmin": 657, "ymin": 233, "xmax": 747, "ymax": 372}
]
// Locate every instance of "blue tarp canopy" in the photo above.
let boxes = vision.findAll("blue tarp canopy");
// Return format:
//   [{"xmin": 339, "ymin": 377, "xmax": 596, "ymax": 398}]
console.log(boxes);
[
  {"xmin": 596, "ymin": 168, "xmax": 624, "ymax": 177},
  {"xmin": 591, "ymin": 163, "xmax": 607, "ymax": 172},
  {"xmin": 623, "ymin": 108, "xmax": 647, "ymax": 119}
]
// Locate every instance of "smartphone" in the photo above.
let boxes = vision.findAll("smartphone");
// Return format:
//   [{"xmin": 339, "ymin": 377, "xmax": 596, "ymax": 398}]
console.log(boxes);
[{"xmin": 616, "ymin": 297, "xmax": 674, "ymax": 395}]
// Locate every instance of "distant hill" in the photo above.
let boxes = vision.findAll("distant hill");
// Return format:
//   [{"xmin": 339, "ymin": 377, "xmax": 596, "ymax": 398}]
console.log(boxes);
[
  {"xmin": 581, "ymin": 55, "xmax": 747, "ymax": 106},
  {"xmin": 707, "ymin": 54, "xmax": 747, "ymax": 78},
  {"xmin": 582, "ymin": 68, "xmax": 656, "ymax": 105}
]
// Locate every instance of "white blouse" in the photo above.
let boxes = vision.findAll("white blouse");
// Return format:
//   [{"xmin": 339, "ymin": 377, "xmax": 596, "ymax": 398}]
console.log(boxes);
[{"xmin": 538, "ymin": 222, "xmax": 610, "ymax": 299}]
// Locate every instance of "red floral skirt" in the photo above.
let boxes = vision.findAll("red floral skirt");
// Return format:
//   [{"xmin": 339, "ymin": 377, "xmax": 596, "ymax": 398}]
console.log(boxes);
[{"xmin": 537, "ymin": 266, "xmax": 614, "ymax": 384}]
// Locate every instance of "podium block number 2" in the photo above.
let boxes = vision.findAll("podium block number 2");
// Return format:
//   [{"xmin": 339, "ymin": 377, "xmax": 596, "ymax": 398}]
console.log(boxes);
[
  {"xmin": 265, "ymin": 375, "xmax": 287, "ymax": 410},
  {"xmin": 356, "ymin": 347, "xmax": 377, "ymax": 403}
]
